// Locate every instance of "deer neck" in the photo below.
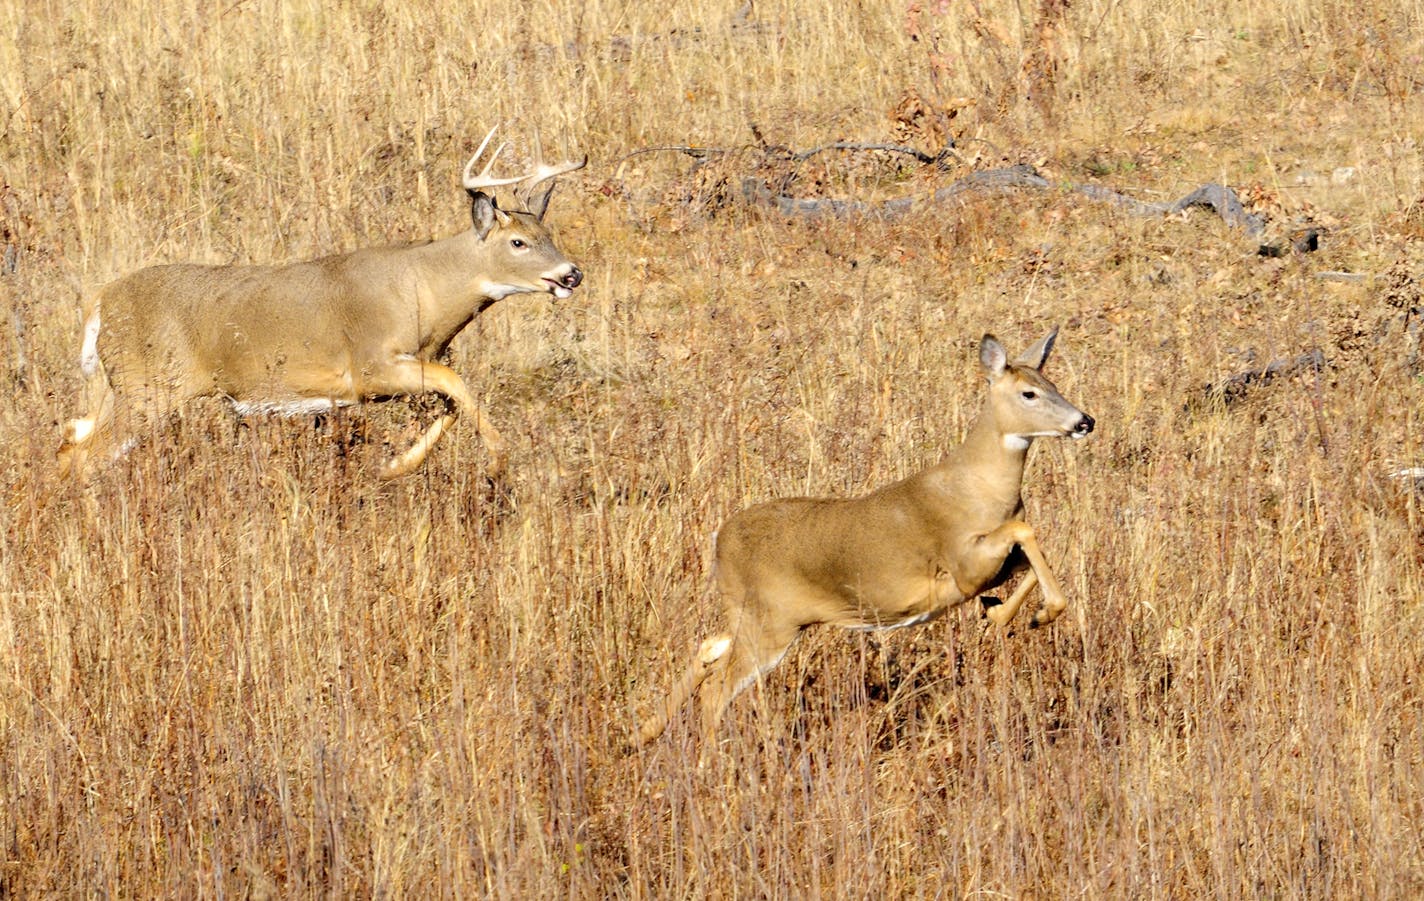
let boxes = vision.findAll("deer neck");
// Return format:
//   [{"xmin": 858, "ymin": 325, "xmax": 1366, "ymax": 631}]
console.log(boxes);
[
  {"xmin": 407, "ymin": 231, "xmax": 505, "ymax": 349},
  {"xmin": 933, "ymin": 411, "xmax": 1031, "ymax": 514}
]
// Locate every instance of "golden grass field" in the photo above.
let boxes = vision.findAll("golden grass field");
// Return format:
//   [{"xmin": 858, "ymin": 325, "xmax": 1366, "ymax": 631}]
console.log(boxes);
[{"xmin": 2, "ymin": 0, "xmax": 1423, "ymax": 895}]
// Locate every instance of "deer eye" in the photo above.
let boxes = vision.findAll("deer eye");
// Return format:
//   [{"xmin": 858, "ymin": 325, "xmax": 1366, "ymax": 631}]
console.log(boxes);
[
  {"xmin": 510, "ymin": 238, "xmax": 527, "ymax": 249},
  {"xmin": 1021, "ymin": 390, "xmax": 1038, "ymax": 400}
]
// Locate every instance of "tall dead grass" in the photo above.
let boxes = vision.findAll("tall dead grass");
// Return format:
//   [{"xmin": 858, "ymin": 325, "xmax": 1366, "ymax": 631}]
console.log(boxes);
[{"xmin": 2, "ymin": 0, "xmax": 1422, "ymax": 896}]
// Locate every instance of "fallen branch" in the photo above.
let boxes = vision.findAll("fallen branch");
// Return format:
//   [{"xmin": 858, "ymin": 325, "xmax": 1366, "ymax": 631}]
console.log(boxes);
[
  {"xmin": 613, "ymin": 145, "xmax": 725, "ymax": 166},
  {"xmin": 1392, "ymin": 467, "xmax": 1424, "ymax": 496},
  {"xmin": 627, "ymin": 130, "xmax": 1283, "ymax": 242},
  {"xmin": 792, "ymin": 142, "xmax": 957, "ymax": 168},
  {"xmin": 741, "ymin": 164, "xmax": 1051, "ymax": 219},
  {"xmin": 1197, "ymin": 349, "xmax": 1326, "ymax": 407},
  {"xmin": 746, "ymin": 161, "xmax": 1269, "ymax": 237},
  {"xmin": 616, "ymin": 140, "xmax": 957, "ymax": 169}
]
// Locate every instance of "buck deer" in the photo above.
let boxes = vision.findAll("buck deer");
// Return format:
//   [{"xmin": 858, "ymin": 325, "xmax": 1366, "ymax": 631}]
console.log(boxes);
[
  {"xmin": 636, "ymin": 328, "xmax": 1094, "ymax": 749},
  {"xmin": 57, "ymin": 128, "xmax": 585, "ymax": 480}
]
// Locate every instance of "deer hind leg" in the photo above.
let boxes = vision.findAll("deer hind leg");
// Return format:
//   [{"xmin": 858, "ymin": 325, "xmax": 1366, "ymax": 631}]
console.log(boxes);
[
  {"xmin": 972, "ymin": 520, "xmax": 1071, "ymax": 627},
  {"xmin": 59, "ymin": 384, "xmax": 184, "ymax": 479},
  {"xmin": 58, "ymin": 306, "xmax": 112, "ymax": 478},
  {"xmin": 636, "ymin": 633, "xmax": 734, "ymax": 748},
  {"xmin": 57, "ymin": 359, "xmax": 121, "ymax": 480},
  {"xmin": 361, "ymin": 358, "xmax": 506, "ymax": 478},
  {"xmin": 695, "ymin": 616, "xmax": 801, "ymax": 748}
]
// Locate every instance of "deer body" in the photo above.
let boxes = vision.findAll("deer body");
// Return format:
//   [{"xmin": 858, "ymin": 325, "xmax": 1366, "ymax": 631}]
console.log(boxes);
[
  {"xmin": 59, "ymin": 129, "xmax": 584, "ymax": 480},
  {"xmin": 637, "ymin": 328, "xmax": 1094, "ymax": 749}
]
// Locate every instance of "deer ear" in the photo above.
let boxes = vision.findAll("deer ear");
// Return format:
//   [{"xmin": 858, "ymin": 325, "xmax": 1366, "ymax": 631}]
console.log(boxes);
[
  {"xmin": 528, "ymin": 181, "xmax": 556, "ymax": 221},
  {"xmin": 979, "ymin": 334, "xmax": 1008, "ymax": 378},
  {"xmin": 470, "ymin": 191, "xmax": 497, "ymax": 239},
  {"xmin": 470, "ymin": 191, "xmax": 512, "ymax": 239},
  {"xmin": 1012, "ymin": 326, "xmax": 1059, "ymax": 370}
]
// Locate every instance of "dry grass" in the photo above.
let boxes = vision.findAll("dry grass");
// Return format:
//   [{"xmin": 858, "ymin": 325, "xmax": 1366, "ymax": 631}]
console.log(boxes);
[{"xmin": 2, "ymin": 0, "xmax": 1423, "ymax": 896}]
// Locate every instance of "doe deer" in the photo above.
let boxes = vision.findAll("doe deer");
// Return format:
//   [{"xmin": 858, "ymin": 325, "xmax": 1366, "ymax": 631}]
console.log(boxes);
[
  {"xmin": 637, "ymin": 327, "xmax": 1094, "ymax": 749},
  {"xmin": 57, "ymin": 128, "xmax": 585, "ymax": 480}
]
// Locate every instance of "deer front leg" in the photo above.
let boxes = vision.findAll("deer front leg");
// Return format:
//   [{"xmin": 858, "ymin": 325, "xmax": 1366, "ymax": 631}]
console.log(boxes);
[
  {"xmin": 983, "ymin": 570, "xmax": 1039, "ymax": 627},
  {"xmin": 361, "ymin": 358, "xmax": 506, "ymax": 478},
  {"xmin": 968, "ymin": 520, "xmax": 1071, "ymax": 627}
]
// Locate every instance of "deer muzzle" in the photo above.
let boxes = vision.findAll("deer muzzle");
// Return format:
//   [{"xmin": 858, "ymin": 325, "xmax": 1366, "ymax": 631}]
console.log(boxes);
[{"xmin": 546, "ymin": 266, "xmax": 583, "ymax": 299}]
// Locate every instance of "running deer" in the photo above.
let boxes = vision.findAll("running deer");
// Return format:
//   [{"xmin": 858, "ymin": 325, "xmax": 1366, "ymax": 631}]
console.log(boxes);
[
  {"xmin": 636, "ymin": 328, "xmax": 1094, "ymax": 748},
  {"xmin": 57, "ymin": 128, "xmax": 585, "ymax": 480}
]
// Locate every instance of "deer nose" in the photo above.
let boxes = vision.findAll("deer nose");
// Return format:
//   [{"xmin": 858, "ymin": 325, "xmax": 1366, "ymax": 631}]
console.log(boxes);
[
  {"xmin": 1074, "ymin": 414, "xmax": 1095, "ymax": 435},
  {"xmin": 561, "ymin": 267, "xmax": 583, "ymax": 289}
]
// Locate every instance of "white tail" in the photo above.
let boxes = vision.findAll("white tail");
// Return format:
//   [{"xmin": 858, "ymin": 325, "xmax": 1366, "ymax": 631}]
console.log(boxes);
[
  {"xmin": 58, "ymin": 127, "xmax": 586, "ymax": 480},
  {"xmin": 637, "ymin": 327, "xmax": 1095, "ymax": 749}
]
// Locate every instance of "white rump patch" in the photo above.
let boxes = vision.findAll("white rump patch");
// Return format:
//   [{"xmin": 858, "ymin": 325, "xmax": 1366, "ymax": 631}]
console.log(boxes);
[
  {"xmin": 69, "ymin": 417, "xmax": 96, "ymax": 443},
  {"xmin": 231, "ymin": 398, "xmax": 352, "ymax": 416},
  {"xmin": 699, "ymin": 636, "xmax": 732, "ymax": 665},
  {"xmin": 79, "ymin": 306, "xmax": 102, "ymax": 376}
]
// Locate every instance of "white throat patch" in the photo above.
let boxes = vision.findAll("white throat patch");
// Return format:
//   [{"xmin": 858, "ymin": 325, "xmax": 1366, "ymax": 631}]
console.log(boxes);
[
  {"xmin": 1004, "ymin": 430, "xmax": 1066, "ymax": 450},
  {"xmin": 480, "ymin": 282, "xmax": 536, "ymax": 301}
]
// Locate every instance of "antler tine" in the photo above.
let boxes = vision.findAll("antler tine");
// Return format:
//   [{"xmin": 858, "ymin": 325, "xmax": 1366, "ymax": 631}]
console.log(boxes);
[
  {"xmin": 462, "ymin": 126, "xmax": 525, "ymax": 192},
  {"xmin": 513, "ymin": 126, "xmax": 587, "ymax": 199},
  {"xmin": 518, "ymin": 156, "xmax": 589, "ymax": 198}
]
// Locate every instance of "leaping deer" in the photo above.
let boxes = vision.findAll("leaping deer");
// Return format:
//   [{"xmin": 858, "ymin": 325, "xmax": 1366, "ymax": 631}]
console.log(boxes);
[
  {"xmin": 57, "ymin": 128, "xmax": 585, "ymax": 480},
  {"xmin": 636, "ymin": 327, "xmax": 1095, "ymax": 749}
]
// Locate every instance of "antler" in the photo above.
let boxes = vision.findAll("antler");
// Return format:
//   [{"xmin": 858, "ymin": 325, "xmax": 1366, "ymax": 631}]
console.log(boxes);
[
  {"xmin": 462, "ymin": 126, "xmax": 586, "ymax": 201},
  {"xmin": 518, "ymin": 149, "xmax": 588, "ymax": 202},
  {"xmin": 461, "ymin": 127, "xmax": 527, "ymax": 193}
]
